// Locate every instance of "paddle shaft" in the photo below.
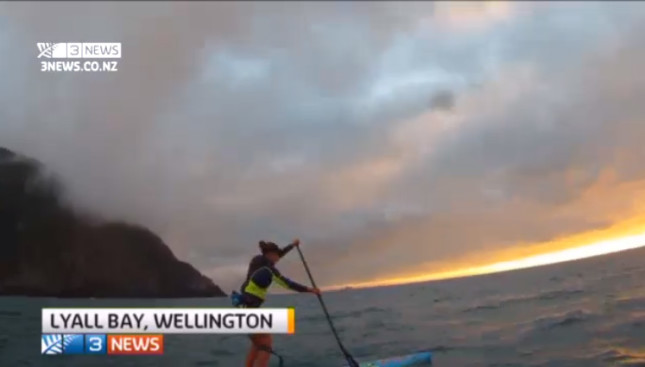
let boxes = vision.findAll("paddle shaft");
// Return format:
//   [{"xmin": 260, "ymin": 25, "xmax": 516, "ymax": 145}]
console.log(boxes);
[{"xmin": 296, "ymin": 246, "xmax": 359, "ymax": 367}]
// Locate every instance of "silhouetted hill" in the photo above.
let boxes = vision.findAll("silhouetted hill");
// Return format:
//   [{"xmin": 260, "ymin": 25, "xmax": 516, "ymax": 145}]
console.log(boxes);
[{"xmin": 0, "ymin": 146, "xmax": 225, "ymax": 298}]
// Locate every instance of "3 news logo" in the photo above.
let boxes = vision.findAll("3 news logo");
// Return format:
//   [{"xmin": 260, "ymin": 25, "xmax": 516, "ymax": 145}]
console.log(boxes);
[
  {"xmin": 41, "ymin": 334, "xmax": 105, "ymax": 355},
  {"xmin": 41, "ymin": 334, "xmax": 163, "ymax": 355}
]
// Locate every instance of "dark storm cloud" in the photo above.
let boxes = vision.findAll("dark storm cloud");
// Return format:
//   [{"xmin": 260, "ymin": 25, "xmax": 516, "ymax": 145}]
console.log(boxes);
[
  {"xmin": 2, "ymin": 2, "xmax": 645, "ymax": 289},
  {"xmin": 429, "ymin": 91, "xmax": 455, "ymax": 111}
]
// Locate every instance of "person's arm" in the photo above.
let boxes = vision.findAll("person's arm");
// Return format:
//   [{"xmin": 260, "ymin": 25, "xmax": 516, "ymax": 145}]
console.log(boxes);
[
  {"xmin": 278, "ymin": 238, "xmax": 299, "ymax": 258},
  {"xmin": 270, "ymin": 266, "xmax": 310, "ymax": 293}
]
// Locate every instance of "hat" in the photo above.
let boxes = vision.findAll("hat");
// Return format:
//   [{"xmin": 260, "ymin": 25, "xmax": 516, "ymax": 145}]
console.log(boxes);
[{"xmin": 259, "ymin": 241, "xmax": 281, "ymax": 255}]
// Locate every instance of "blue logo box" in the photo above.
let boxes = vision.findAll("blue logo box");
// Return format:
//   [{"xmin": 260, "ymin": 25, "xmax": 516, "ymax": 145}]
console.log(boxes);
[
  {"xmin": 41, "ymin": 334, "xmax": 84, "ymax": 355},
  {"xmin": 85, "ymin": 334, "xmax": 107, "ymax": 354},
  {"xmin": 63, "ymin": 334, "xmax": 84, "ymax": 354}
]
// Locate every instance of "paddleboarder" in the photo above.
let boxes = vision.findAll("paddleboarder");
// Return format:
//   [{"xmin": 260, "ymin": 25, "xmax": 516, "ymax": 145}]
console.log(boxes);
[{"xmin": 232, "ymin": 239, "xmax": 320, "ymax": 367}]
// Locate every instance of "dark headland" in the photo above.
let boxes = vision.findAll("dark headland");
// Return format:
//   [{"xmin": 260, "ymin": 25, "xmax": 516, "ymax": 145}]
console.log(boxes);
[{"xmin": 0, "ymin": 146, "xmax": 226, "ymax": 298}]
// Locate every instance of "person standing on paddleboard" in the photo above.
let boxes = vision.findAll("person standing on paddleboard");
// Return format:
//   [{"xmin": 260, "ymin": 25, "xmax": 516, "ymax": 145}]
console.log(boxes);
[{"xmin": 232, "ymin": 238, "xmax": 320, "ymax": 367}]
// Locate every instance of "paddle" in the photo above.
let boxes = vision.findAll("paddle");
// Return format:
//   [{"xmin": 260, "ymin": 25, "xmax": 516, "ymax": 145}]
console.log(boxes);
[{"xmin": 296, "ymin": 245, "xmax": 360, "ymax": 367}]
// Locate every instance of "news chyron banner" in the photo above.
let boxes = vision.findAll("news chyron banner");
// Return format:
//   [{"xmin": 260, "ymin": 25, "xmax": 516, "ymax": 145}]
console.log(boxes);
[{"xmin": 41, "ymin": 308, "xmax": 295, "ymax": 355}]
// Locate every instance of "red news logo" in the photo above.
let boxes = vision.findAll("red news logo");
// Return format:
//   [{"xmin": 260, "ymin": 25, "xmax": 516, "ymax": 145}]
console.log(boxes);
[{"xmin": 107, "ymin": 335, "xmax": 164, "ymax": 355}]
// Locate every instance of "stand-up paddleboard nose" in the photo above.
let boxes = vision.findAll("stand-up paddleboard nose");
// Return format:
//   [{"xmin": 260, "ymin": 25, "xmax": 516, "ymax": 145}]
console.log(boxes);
[{"xmin": 345, "ymin": 351, "xmax": 432, "ymax": 366}]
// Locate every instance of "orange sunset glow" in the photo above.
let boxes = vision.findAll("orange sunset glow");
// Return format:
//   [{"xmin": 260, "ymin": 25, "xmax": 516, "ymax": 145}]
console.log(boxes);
[{"xmin": 330, "ymin": 222, "xmax": 645, "ymax": 290}]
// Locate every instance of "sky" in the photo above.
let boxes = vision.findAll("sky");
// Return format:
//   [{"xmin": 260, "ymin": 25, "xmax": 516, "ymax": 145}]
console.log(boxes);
[{"xmin": 2, "ymin": 2, "xmax": 645, "ymax": 291}]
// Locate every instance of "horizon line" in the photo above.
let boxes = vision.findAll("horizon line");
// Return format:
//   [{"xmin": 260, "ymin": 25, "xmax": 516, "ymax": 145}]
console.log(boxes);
[{"xmin": 323, "ymin": 231, "xmax": 645, "ymax": 292}]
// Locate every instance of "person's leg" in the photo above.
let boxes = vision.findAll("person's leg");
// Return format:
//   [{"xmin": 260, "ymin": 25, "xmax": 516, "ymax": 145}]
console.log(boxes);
[
  {"xmin": 245, "ymin": 341, "xmax": 258, "ymax": 367},
  {"xmin": 239, "ymin": 303, "xmax": 258, "ymax": 367},
  {"xmin": 253, "ymin": 334, "xmax": 273, "ymax": 367}
]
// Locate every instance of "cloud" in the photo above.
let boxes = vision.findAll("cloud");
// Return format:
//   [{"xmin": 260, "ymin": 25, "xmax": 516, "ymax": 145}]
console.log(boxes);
[
  {"xmin": 428, "ymin": 90, "xmax": 456, "ymax": 111},
  {"xmin": 2, "ymin": 2, "xmax": 645, "ymax": 289}
]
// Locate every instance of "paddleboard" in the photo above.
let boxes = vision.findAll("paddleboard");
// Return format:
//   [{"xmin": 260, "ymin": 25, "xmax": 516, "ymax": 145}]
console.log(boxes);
[{"xmin": 344, "ymin": 351, "xmax": 432, "ymax": 366}]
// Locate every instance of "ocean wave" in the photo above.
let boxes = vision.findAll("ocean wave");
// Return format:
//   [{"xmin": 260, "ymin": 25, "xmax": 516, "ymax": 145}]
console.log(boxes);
[
  {"xmin": 333, "ymin": 306, "xmax": 392, "ymax": 320},
  {"xmin": 549, "ymin": 276, "xmax": 564, "ymax": 283},
  {"xmin": 613, "ymin": 296, "xmax": 645, "ymax": 312},
  {"xmin": 597, "ymin": 348, "xmax": 645, "ymax": 365},
  {"xmin": 599, "ymin": 269, "xmax": 645, "ymax": 284},
  {"xmin": 531, "ymin": 309, "xmax": 594, "ymax": 331},
  {"xmin": 595, "ymin": 314, "xmax": 645, "ymax": 340},
  {"xmin": 462, "ymin": 303, "xmax": 501, "ymax": 312},
  {"xmin": 462, "ymin": 288, "xmax": 586, "ymax": 314},
  {"xmin": 427, "ymin": 345, "xmax": 454, "ymax": 353},
  {"xmin": 537, "ymin": 288, "xmax": 585, "ymax": 301},
  {"xmin": 622, "ymin": 265, "xmax": 645, "ymax": 274},
  {"xmin": 462, "ymin": 294, "xmax": 534, "ymax": 313},
  {"xmin": 297, "ymin": 305, "xmax": 391, "ymax": 322},
  {"xmin": 514, "ymin": 308, "xmax": 597, "ymax": 341},
  {"xmin": 297, "ymin": 314, "xmax": 328, "ymax": 323}
]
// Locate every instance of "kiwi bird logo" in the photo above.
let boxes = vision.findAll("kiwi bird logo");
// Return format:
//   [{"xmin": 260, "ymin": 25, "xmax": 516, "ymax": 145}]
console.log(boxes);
[{"xmin": 37, "ymin": 43, "xmax": 58, "ymax": 58}]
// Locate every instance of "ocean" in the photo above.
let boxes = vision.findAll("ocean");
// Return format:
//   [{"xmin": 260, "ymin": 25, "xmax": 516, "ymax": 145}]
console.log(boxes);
[{"xmin": 1, "ymin": 247, "xmax": 644, "ymax": 367}]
